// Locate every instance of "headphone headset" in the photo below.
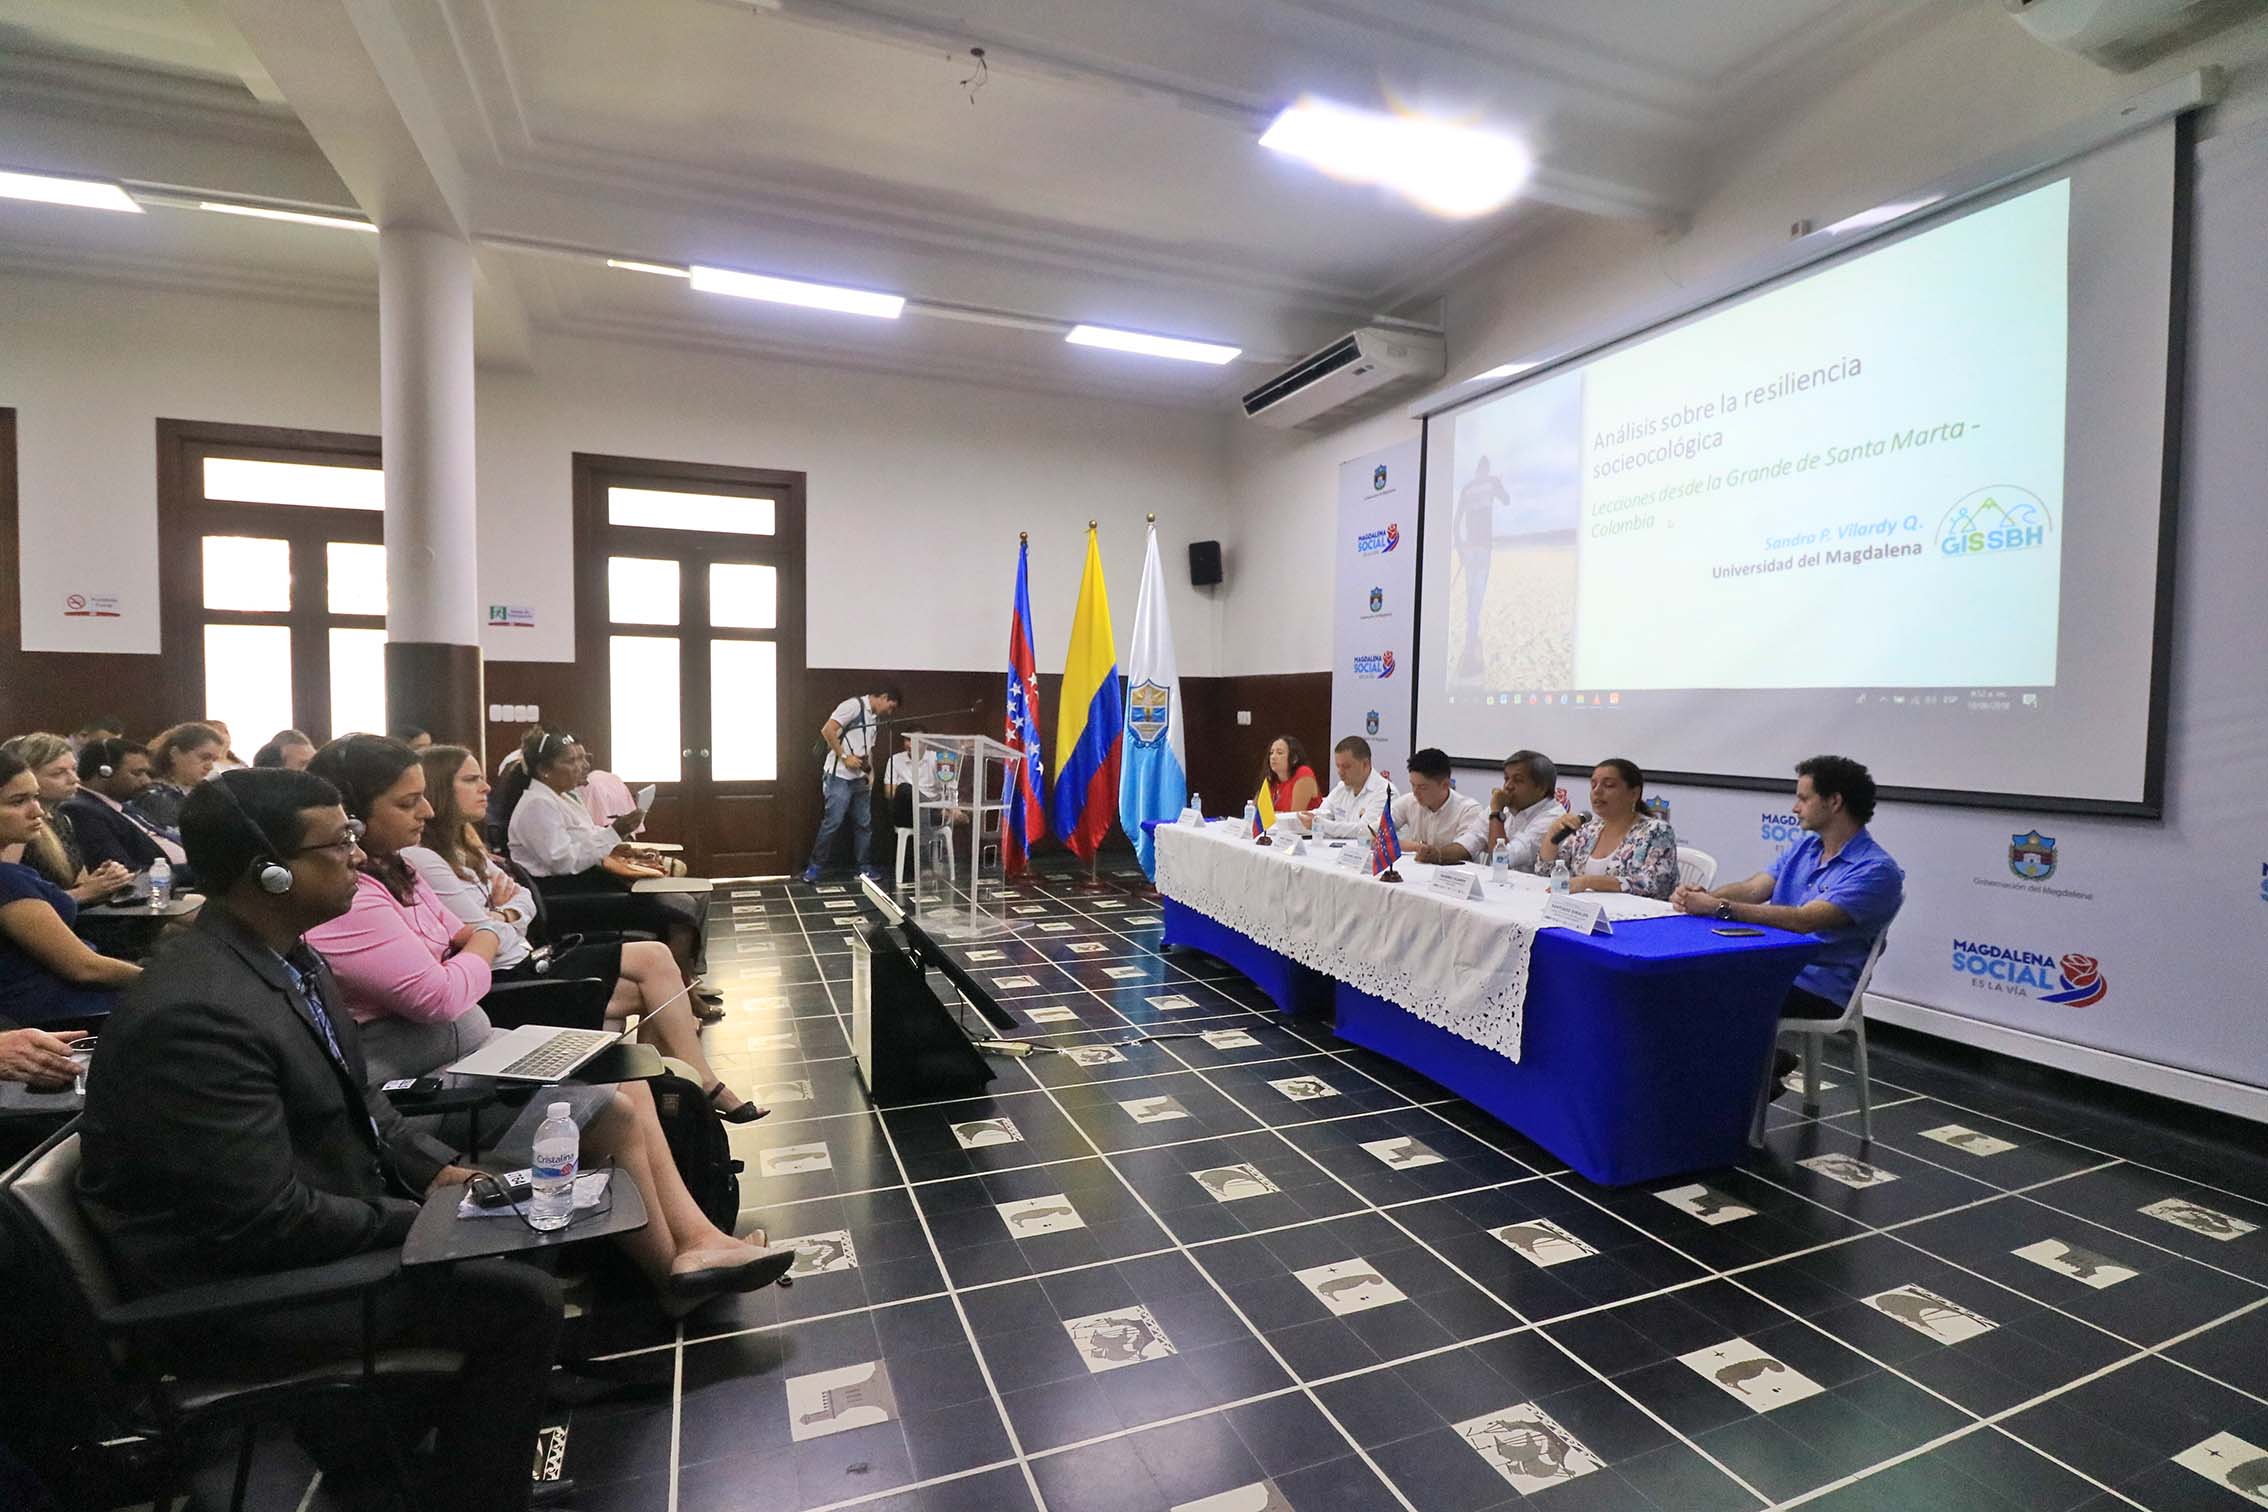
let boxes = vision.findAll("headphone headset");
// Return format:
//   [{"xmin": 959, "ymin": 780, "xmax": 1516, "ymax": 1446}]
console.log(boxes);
[{"xmin": 207, "ymin": 771, "xmax": 296, "ymax": 895}]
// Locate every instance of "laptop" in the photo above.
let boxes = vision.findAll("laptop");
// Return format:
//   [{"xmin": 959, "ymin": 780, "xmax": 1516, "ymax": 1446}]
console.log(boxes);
[{"xmin": 445, "ymin": 1023, "xmax": 630, "ymax": 1083}]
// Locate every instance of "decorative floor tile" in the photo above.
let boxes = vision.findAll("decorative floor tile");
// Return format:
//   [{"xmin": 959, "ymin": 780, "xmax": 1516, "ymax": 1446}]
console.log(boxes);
[
  {"xmin": 950, "ymin": 1116, "xmax": 1023, "ymax": 1149},
  {"xmin": 2139, "ymin": 1197, "xmax": 2258, "ymax": 1241},
  {"xmin": 1678, "ymin": 1339, "xmax": 1826, "ymax": 1412},
  {"xmin": 1063, "ymin": 1305, "xmax": 1177, "ymax": 1373},
  {"xmin": 1798, "ymin": 1153, "xmax": 1900, "ymax": 1188},
  {"xmin": 1266, "ymin": 1075, "xmax": 1339, "ymax": 1102},
  {"xmin": 2012, "ymin": 1237, "xmax": 2139, "ymax": 1288},
  {"xmin": 1656, "ymin": 1183, "xmax": 1758, "ymax": 1224},
  {"xmin": 1919, "ymin": 1124, "xmax": 2019, "ymax": 1156},
  {"xmin": 1171, "ymin": 1483, "xmax": 1292, "ymax": 1512},
  {"xmin": 997, "ymin": 1194, "xmax": 1085, "ymax": 1237},
  {"xmin": 1861, "ymin": 1284, "xmax": 1998, "ymax": 1343},
  {"xmin": 780, "ymin": 1231, "xmax": 859, "ymax": 1276},
  {"xmin": 784, "ymin": 1361, "xmax": 897, "ymax": 1442},
  {"xmin": 1292, "ymin": 1259, "xmax": 1406, "ymax": 1316},
  {"xmin": 1453, "ymin": 1402, "xmax": 1604, "ymax": 1495},
  {"xmin": 2172, "ymin": 1431, "xmax": 2268, "ymax": 1505},
  {"xmin": 1202, "ymin": 1029, "xmax": 1261, "ymax": 1050},
  {"xmin": 759, "ymin": 1142, "xmax": 833, "ymax": 1177},
  {"xmin": 1121, "ymin": 1095, "xmax": 1193, "ymax": 1124},
  {"xmin": 1193, "ymin": 1164, "xmax": 1281, "ymax": 1202},
  {"xmin": 1359, "ymin": 1135, "xmax": 1444, "ymax": 1170},
  {"xmin": 1490, "ymin": 1218, "xmax": 1600, "ymax": 1269}
]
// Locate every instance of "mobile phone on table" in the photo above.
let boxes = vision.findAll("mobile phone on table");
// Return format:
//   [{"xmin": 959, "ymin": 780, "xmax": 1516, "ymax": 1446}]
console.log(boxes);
[
  {"xmin": 382, "ymin": 1076, "xmax": 444, "ymax": 1096},
  {"xmin": 472, "ymin": 1170, "xmax": 534, "ymax": 1208},
  {"xmin": 1711, "ymin": 926, "xmax": 1766, "ymax": 937}
]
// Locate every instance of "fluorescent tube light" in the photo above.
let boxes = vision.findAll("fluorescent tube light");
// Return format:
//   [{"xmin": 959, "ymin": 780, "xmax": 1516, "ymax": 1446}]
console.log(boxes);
[
  {"xmin": 198, "ymin": 201, "xmax": 375, "ymax": 233},
  {"xmin": 0, "ymin": 168, "xmax": 142, "ymax": 214},
  {"xmin": 1064, "ymin": 324, "xmax": 1241, "ymax": 365},
  {"xmin": 1470, "ymin": 361, "xmax": 1538, "ymax": 383},
  {"xmin": 607, "ymin": 258, "xmax": 692, "ymax": 278},
  {"xmin": 1259, "ymin": 97, "xmax": 1529, "ymax": 220},
  {"xmin": 688, "ymin": 264, "xmax": 904, "ymax": 318}
]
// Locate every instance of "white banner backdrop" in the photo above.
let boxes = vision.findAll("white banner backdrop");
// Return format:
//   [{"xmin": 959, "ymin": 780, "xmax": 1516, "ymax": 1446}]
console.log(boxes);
[
  {"xmin": 1444, "ymin": 120, "xmax": 2268, "ymax": 1119},
  {"xmin": 1332, "ymin": 440, "xmax": 1422, "ymax": 784}
]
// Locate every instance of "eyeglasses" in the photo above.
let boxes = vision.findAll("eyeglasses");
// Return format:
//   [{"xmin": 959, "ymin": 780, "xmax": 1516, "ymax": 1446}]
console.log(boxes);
[{"xmin": 293, "ymin": 819, "xmax": 366, "ymax": 857}]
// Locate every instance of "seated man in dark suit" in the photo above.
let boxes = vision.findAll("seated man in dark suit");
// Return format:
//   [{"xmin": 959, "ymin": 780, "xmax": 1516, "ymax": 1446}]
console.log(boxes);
[
  {"xmin": 75, "ymin": 768, "xmax": 559, "ymax": 1512},
  {"xmin": 59, "ymin": 738, "xmax": 174, "ymax": 877}
]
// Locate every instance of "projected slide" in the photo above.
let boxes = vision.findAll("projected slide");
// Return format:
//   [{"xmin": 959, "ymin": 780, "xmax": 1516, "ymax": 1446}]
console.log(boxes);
[
  {"xmin": 1441, "ymin": 182, "xmax": 2069, "ymax": 699},
  {"xmin": 1417, "ymin": 123, "xmax": 2183, "ymax": 810}
]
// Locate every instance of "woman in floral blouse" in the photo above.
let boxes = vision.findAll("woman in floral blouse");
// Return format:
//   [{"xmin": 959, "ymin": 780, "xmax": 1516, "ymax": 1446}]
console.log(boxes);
[{"xmin": 1535, "ymin": 757, "xmax": 1679, "ymax": 898}]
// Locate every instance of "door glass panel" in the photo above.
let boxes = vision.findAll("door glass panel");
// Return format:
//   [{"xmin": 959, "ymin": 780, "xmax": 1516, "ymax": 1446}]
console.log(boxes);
[
  {"xmin": 202, "ymin": 536, "xmax": 292, "ymax": 611},
  {"xmin": 203, "ymin": 457, "xmax": 383, "ymax": 510},
  {"xmin": 326, "ymin": 542, "xmax": 388, "ymax": 615},
  {"xmin": 203, "ymin": 624, "xmax": 294, "ymax": 748},
  {"xmin": 607, "ymin": 487, "xmax": 775, "ymax": 536},
  {"xmin": 609, "ymin": 636, "xmax": 682, "ymax": 781},
  {"xmin": 328, "ymin": 628, "xmax": 388, "ymax": 739},
  {"xmin": 709, "ymin": 563, "xmax": 778, "ymax": 629},
  {"xmin": 608, "ymin": 557, "xmax": 680, "ymax": 626},
  {"xmin": 710, "ymin": 640, "xmax": 778, "ymax": 781}
]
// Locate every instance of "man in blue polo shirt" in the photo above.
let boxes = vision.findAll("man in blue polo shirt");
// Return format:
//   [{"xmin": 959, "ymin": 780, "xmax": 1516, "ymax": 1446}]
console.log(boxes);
[{"xmin": 1673, "ymin": 753, "xmax": 1904, "ymax": 1035}]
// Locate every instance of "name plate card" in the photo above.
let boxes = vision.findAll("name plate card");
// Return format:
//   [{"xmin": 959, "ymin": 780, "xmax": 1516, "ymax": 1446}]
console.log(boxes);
[
  {"xmin": 1538, "ymin": 893, "xmax": 1614, "ymax": 935},
  {"xmin": 1335, "ymin": 843, "xmax": 1367, "ymax": 870},
  {"xmin": 1178, "ymin": 808, "xmax": 1205, "ymax": 827},
  {"xmin": 1288, "ymin": 837, "xmax": 1310, "ymax": 858},
  {"xmin": 1428, "ymin": 866, "xmax": 1484, "ymax": 901}
]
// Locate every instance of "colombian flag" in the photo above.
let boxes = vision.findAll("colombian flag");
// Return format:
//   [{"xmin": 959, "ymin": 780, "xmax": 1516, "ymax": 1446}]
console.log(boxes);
[
  {"xmin": 1252, "ymin": 779, "xmax": 1276, "ymax": 833},
  {"xmin": 1050, "ymin": 525, "xmax": 1123, "ymax": 861}
]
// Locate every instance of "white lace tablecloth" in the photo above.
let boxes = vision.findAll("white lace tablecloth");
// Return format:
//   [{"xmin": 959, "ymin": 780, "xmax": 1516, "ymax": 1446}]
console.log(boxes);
[{"xmin": 1155, "ymin": 821, "xmax": 1677, "ymax": 1063}]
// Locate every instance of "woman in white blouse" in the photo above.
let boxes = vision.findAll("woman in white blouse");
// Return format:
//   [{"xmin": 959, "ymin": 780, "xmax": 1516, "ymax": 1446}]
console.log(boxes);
[
  {"xmin": 504, "ymin": 729, "xmax": 715, "ymax": 1009},
  {"xmin": 412, "ymin": 745, "xmax": 761, "ymax": 1121}
]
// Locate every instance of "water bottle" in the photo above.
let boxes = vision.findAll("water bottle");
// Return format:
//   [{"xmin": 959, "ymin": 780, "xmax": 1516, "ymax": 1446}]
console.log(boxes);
[
  {"xmin": 1242, "ymin": 798, "xmax": 1259, "ymax": 834},
  {"xmin": 529, "ymin": 1102, "xmax": 579, "ymax": 1232},
  {"xmin": 147, "ymin": 858, "xmax": 172, "ymax": 911},
  {"xmin": 1189, "ymin": 792, "xmax": 1203, "ymax": 820},
  {"xmin": 1490, "ymin": 842, "xmax": 1511, "ymax": 885},
  {"xmin": 1549, "ymin": 857, "xmax": 1571, "ymax": 896}
]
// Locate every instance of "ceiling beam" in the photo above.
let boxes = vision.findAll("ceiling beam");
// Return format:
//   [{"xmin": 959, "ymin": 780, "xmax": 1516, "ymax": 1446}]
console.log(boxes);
[{"xmin": 215, "ymin": 0, "xmax": 532, "ymax": 366}]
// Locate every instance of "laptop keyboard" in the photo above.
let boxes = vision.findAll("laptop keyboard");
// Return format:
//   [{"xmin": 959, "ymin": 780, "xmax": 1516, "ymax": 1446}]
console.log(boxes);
[{"xmin": 496, "ymin": 1029, "xmax": 617, "ymax": 1080}]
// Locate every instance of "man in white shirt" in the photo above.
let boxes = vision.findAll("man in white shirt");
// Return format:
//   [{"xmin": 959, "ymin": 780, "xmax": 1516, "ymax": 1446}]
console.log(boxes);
[
  {"xmin": 801, "ymin": 682, "xmax": 902, "ymax": 884},
  {"xmin": 1391, "ymin": 748, "xmax": 1489, "ymax": 864},
  {"xmin": 1300, "ymin": 735, "xmax": 1391, "ymax": 840},
  {"xmin": 1486, "ymin": 749, "xmax": 1565, "ymax": 872}
]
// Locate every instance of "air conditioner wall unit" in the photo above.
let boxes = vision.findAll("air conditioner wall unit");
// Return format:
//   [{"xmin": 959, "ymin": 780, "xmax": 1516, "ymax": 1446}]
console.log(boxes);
[{"xmin": 1241, "ymin": 326, "xmax": 1446, "ymax": 429}]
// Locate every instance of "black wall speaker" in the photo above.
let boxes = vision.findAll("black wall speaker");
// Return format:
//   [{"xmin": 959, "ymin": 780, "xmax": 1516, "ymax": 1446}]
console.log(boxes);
[{"xmin": 1188, "ymin": 539, "xmax": 1224, "ymax": 587}]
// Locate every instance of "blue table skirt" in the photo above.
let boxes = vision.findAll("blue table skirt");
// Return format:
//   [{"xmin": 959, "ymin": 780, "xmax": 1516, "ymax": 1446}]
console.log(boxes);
[{"xmin": 1161, "ymin": 896, "xmax": 1817, "ymax": 1186}]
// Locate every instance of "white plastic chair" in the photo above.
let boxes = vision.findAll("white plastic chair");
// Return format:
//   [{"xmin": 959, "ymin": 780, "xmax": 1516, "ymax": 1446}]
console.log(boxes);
[
  {"xmin": 1676, "ymin": 847, "xmax": 1719, "ymax": 891},
  {"xmin": 894, "ymin": 825, "xmax": 957, "ymax": 888},
  {"xmin": 1750, "ymin": 911, "xmax": 1898, "ymax": 1146}
]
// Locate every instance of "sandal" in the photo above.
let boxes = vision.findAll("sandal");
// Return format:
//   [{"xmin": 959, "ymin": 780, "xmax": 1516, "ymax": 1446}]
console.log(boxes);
[{"xmin": 708, "ymin": 1084, "xmax": 769, "ymax": 1124}]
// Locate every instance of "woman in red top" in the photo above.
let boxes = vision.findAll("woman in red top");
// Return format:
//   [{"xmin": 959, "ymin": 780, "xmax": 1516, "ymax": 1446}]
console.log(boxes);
[{"xmin": 1265, "ymin": 736, "xmax": 1322, "ymax": 814}]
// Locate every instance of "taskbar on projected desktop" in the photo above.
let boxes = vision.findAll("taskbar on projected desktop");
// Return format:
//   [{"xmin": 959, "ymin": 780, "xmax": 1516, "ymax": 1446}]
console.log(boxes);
[{"xmin": 1444, "ymin": 687, "xmax": 2053, "ymax": 712}]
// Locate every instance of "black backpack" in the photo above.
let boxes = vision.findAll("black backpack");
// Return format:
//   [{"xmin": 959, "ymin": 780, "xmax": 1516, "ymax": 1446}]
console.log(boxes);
[{"xmin": 649, "ymin": 1072, "xmax": 743, "ymax": 1230}]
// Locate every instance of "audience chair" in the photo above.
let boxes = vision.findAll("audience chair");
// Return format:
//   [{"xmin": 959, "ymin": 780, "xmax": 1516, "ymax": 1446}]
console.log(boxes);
[
  {"xmin": 893, "ymin": 824, "xmax": 957, "ymax": 889},
  {"xmin": 0, "ymin": 1126, "xmax": 458, "ymax": 1512},
  {"xmin": 1750, "ymin": 915, "xmax": 1898, "ymax": 1147},
  {"xmin": 1675, "ymin": 846, "xmax": 1719, "ymax": 891}
]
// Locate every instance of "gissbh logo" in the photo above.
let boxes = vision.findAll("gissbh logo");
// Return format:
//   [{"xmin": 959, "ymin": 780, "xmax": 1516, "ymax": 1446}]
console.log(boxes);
[
  {"xmin": 1372, "ymin": 464, "xmax": 1389, "ymax": 491},
  {"xmin": 2009, "ymin": 830, "xmax": 2057, "ymax": 882},
  {"xmin": 1938, "ymin": 486, "xmax": 2051, "ymax": 558},
  {"xmin": 1355, "ymin": 523, "xmax": 1402, "ymax": 556},
  {"xmin": 1761, "ymin": 812, "xmax": 1801, "ymax": 849},
  {"xmin": 1351, "ymin": 651, "xmax": 1396, "ymax": 679},
  {"xmin": 1951, "ymin": 939, "xmax": 2107, "ymax": 1006},
  {"xmin": 1364, "ymin": 709, "xmax": 1381, "ymax": 736},
  {"xmin": 1367, "ymin": 586, "xmax": 1384, "ymax": 614}
]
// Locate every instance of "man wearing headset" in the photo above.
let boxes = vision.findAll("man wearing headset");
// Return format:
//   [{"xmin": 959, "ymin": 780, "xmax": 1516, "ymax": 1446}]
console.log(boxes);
[
  {"xmin": 75, "ymin": 768, "xmax": 560, "ymax": 1512},
  {"xmin": 59, "ymin": 737, "xmax": 179, "ymax": 876}
]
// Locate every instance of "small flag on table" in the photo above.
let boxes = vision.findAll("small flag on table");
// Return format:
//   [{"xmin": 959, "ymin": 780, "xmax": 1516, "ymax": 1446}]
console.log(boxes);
[
  {"xmin": 1003, "ymin": 537, "xmax": 1049, "ymax": 877},
  {"xmin": 1371, "ymin": 793, "xmax": 1404, "ymax": 877}
]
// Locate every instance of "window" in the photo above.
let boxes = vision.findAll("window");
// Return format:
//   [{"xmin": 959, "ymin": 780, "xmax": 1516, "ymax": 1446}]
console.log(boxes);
[{"xmin": 160, "ymin": 422, "xmax": 387, "ymax": 744}]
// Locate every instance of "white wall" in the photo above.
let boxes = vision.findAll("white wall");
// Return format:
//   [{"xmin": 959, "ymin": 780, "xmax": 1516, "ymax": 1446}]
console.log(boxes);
[
  {"xmin": 0, "ymin": 278, "xmax": 1234, "ymax": 675},
  {"xmin": 1225, "ymin": 5, "xmax": 2268, "ymax": 675}
]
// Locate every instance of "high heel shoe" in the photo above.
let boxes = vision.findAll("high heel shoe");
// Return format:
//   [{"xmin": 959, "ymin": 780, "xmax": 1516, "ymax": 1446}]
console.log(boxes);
[
  {"xmin": 688, "ymin": 982, "xmax": 727, "ymax": 1023},
  {"xmin": 709, "ymin": 1084, "xmax": 768, "ymax": 1124}
]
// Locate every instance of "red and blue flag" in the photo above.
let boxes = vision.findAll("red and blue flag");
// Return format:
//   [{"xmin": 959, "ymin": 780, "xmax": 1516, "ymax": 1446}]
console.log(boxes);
[
  {"xmin": 1371, "ymin": 792, "xmax": 1403, "ymax": 876},
  {"xmin": 1004, "ymin": 538, "xmax": 1049, "ymax": 876}
]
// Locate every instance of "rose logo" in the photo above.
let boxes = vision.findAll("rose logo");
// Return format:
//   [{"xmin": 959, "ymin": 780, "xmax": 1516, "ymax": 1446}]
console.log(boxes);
[
  {"xmin": 2042, "ymin": 953, "xmax": 2107, "ymax": 1007},
  {"xmin": 1383, "ymin": 523, "xmax": 1400, "ymax": 551},
  {"xmin": 1379, "ymin": 651, "xmax": 1395, "ymax": 678}
]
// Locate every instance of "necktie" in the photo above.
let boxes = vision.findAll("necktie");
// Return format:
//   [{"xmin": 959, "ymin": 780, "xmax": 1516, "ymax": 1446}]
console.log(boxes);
[{"xmin": 282, "ymin": 955, "xmax": 385, "ymax": 1151}]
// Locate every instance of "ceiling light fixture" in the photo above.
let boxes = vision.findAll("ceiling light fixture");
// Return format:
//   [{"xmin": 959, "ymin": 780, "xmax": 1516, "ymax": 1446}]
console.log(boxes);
[
  {"xmin": 1818, "ymin": 195, "xmax": 1944, "ymax": 237},
  {"xmin": 1259, "ymin": 96, "xmax": 1530, "ymax": 220},
  {"xmin": 1065, "ymin": 324, "xmax": 1241, "ymax": 365},
  {"xmin": 688, "ymin": 264, "xmax": 904, "ymax": 318},
  {"xmin": 0, "ymin": 167, "xmax": 142, "ymax": 214},
  {"xmin": 198, "ymin": 201, "xmax": 375, "ymax": 233},
  {"xmin": 1470, "ymin": 361, "xmax": 1539, "ymax": 383},
  {"xmin": 606, "ymin": 258, "xmax": 691, "ymax": 278}
]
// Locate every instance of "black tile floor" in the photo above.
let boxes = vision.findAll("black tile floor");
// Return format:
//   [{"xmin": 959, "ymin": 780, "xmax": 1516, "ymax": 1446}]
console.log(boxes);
[{"xmin": 551, "ymin": 860, "xmax": 2268, "ymax": 1512}]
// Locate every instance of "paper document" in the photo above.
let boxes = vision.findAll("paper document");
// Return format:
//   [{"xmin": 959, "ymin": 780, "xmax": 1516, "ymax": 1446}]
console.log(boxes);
[
  {"xmin": 455, "ymin": 1169, "xmax": 612, "ymax": 1220},
  {"xmin": 635, "ymin": 784, "xmax": 656, "ymax": 812}
]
